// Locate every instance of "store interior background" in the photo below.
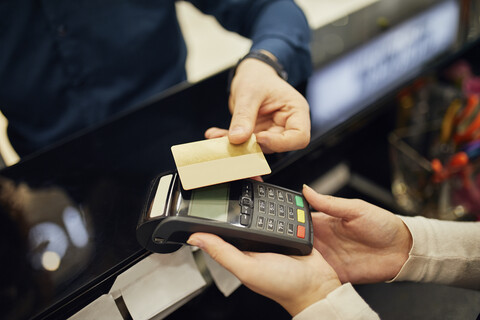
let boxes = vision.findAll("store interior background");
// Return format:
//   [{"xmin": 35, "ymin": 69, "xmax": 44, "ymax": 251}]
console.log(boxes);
[
  {"xmin": 1, "ymin": 1, "xmax": 480, "ymax": 319},
  {"xmin": 0, "ymin": 0, "xmax": 379, "ymax": 166}
]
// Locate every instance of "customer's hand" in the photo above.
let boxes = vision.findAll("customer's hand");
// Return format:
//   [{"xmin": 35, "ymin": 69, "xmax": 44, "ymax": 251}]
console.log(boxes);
[
  {"xmin": 205, "ymin": 56, "xmax": 310, "ymax": 153},
  {"xmin": 187, "ymin": 233, "xmax": 341, "ymax": 316},
  {"xmin": 303, "ymin": 185, "xmax": 413, "ymax": 284}
]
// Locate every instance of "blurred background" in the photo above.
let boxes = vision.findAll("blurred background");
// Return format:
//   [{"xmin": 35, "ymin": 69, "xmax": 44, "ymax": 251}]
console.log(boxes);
[{"xmin": 0, "ymin": 0, "xmax": 383, "ymax": 166}]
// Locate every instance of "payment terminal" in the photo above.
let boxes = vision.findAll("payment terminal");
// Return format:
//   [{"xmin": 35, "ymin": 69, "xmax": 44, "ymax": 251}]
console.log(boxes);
[{"xmin": 136, "ymin": 172, "xmax": 313, "ymax": 255}]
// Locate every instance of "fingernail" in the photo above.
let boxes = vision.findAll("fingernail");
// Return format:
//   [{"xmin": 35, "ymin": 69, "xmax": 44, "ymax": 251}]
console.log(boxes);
[
  {"xmin": 187, "ymin": 236, "xmax": 204, "ymax": 249},
  {"xmin": 229, "ymin": 126, "xmax": 245, "ymax": 136}
]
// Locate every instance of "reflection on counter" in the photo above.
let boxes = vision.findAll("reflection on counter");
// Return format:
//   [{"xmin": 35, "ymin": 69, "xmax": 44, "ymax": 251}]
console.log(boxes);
[
  {"xmin": 0, "ymin": 176, "xmax": 93, "ymax": 319},
  {"xmin": 0, "ymin": 167, "xmax": 152, "ymax": 319}
]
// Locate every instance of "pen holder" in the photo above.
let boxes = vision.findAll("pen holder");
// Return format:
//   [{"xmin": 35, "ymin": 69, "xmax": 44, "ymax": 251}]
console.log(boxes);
[{"xmin": 389, "ymin": 124, "xmax": 480, "ymax": 221}]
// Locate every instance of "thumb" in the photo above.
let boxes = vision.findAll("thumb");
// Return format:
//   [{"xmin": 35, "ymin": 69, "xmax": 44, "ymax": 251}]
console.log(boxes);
[
  {"xmin": 302, "ymin": 185, "xmax": 360, "ymax": 221},
  {"xmin": 187, "ymin": 233, "xmax": 252, "ymax": 275},
  {"xmin": 228, "ymin": 93, "xmax": 262, "ymax": 145}
]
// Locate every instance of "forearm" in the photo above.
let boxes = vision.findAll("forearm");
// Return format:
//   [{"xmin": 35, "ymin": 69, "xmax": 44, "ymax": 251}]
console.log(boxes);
[
  {"xmin": 293, "ymin": 283, "xmax": 379, "ymax": 320},
  {"xmin": 391, "ymin": 216, "xmax": 480, "ymax": 289},
  {"xmin": 248, "ymin": 0, "xmax": 312, "ymax": 86},
  {"xmin": 189, "ymin": 0, "xmax": 311, "ymax": 86}
]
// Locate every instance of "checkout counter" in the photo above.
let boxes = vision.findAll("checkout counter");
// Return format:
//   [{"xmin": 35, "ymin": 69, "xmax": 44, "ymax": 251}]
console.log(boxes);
[{"xmin": 1, "ymin": 0, "xmax": 480, "ymax": 319}]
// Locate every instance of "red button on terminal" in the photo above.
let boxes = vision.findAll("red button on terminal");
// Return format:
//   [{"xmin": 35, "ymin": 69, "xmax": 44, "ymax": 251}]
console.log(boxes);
[{"xmin": 297, "ymin": 225, "xmax": 305, "ymax": 239}]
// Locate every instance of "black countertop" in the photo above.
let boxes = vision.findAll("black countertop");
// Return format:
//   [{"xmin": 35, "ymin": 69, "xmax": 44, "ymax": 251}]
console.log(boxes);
[{"xmin": 0, "ymin": 71, "xmax": 235, "ymax": 319}]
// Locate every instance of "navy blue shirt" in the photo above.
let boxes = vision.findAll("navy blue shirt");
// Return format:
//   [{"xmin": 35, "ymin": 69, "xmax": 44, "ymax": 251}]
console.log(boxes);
[{"xmin": 0, "ymin": 0, "xmax": 311, "ymax": 156}]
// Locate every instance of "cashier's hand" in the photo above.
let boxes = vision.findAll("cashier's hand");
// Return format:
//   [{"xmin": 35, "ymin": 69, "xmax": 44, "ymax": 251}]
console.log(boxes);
[
  {"xmin": 187, "ymin": 233, "xmax": 341, "ymax": 316},
  {"xmin": 204, "ymin": 55, "xmax": 311, "ymax": 154},
  {"xmin": 302, "ymin": 185, "xmax": 413, "ymax": 284}
]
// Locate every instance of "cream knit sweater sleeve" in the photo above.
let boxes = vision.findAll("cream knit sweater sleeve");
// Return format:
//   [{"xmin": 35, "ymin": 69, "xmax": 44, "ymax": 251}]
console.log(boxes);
[
  {"xmin": 294, "ymin": 216, "xmax": 480, "ymax": 319},
  {"xmin": 390, "ymin": 215, "xmax": 480, "ymax": 289},
  {"xmin": 292, "ymin": 283, "xmax": 379, "ymax": 320}
]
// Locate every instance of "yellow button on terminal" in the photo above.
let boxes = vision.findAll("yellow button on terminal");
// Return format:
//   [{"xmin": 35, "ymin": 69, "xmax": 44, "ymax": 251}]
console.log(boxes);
[{"xmin": 297, "ymin": 209, "xmax": 305, "ymax": 223}]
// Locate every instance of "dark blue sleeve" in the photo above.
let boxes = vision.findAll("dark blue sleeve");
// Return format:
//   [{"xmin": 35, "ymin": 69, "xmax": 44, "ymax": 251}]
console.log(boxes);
[{"xmin": 187, "ymin": 0, "xmax": 312, "ymax": 86}]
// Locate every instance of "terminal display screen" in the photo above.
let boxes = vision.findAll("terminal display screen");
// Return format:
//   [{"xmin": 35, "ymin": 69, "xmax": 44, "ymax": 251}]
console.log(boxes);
[{"xmin": 188, "ymin": 184, "xmax": 230, "ymax": 222}]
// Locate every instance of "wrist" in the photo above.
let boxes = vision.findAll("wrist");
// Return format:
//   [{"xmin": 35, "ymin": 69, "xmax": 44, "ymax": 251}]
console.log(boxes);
[
  {"xmin": 398, "ymin": 218, "xmax": 413, "ymax": 264},
  {"xmin": 282, "ymin": 278, "xmax": 342, "ymax": 316},
  {"xmin": 388, "ymin": 218, "xmax": 413, "ymax": 280},
  {"xmin": 241, "ymin": 50, "xmax": 287, "ymax": 80},
  {"xmin": 227, "ymin": 50, "xmax": 287, "ymax": 92},
  {"xmin": 236, "ymin": 57, "xmax": 278, "ymax": 78}
]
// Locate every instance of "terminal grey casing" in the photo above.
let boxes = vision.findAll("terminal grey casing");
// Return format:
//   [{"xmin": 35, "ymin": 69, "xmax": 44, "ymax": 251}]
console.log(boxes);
[{"xmin": 136, "ymin": 172, "xmax": 313, "ymax": 255}]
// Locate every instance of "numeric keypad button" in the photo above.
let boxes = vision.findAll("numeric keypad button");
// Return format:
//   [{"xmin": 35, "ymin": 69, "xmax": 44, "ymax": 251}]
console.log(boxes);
[
  {"xmin": 268, "ymin": 202, "xmax": 276, "ymax": 216},
  {"xmin": 267, "ymin": 187, "xmax": 275, "ymax": 199},
  {"xmin": 286, "ymin": 193, "xmax": 294, "ymax": 204},
  {"xmin": 277, "ymin": 221, "xmax": 285, "ymax": 234},
  {"xmin": 258, "ymin": 200, "xmax": 266, "ymax": 213},
  {"xmin": 278, "ymin": 204, "xmax": 286, "ymax": 218},
  {"xmin": 258, "ymin": 185, "xmax": 266, "ymax": 197},
  {"xmin": 266, "ymin": 218, "xmax": 275, "ymax": 231},
  {"xmin": 287, "ymin": 223, "xmax": 295, "ymax": 236},
  {"xmin": 287, "ymin": 207, "xmax": 295, "ymax": 220},
  {"xmin": 257, "ymin": 216, "xmax": 265, "ymax": 229},
  {"xmin": 277, "ymin": 191, "xmax": 284, "ymax": 202}
]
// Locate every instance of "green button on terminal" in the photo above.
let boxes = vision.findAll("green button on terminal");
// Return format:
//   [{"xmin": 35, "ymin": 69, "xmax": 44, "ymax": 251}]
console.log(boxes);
[{"xmin": 295, "ymin": 195, "xmax": 304, "ymax": 208}]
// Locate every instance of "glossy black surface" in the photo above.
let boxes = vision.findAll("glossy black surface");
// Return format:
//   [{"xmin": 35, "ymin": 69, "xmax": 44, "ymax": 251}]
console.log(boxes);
[{"xmin": 0, "ymin": 71, "xmax": 233, "ymax": 319}]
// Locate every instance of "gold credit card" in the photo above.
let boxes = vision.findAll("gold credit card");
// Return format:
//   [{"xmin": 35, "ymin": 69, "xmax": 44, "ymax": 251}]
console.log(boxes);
[{"xmin": 171, "ymin": 135, "xmax": 271, "ymax": 190}]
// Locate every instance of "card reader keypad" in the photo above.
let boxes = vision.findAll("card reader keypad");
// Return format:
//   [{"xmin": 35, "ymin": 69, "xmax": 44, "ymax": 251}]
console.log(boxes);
[{"xmin": 240, "ymin": 182, "xmax": 308, "ymax": 239}]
